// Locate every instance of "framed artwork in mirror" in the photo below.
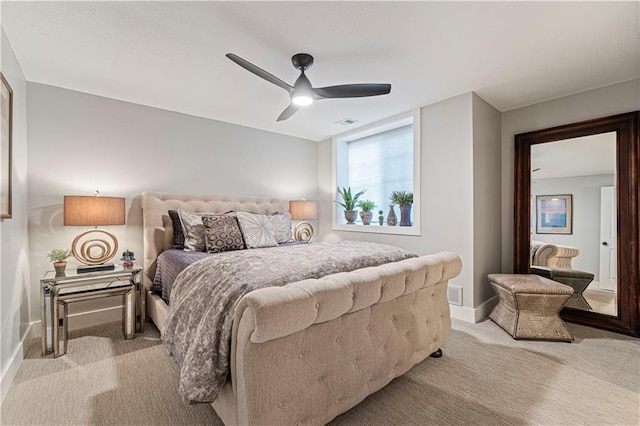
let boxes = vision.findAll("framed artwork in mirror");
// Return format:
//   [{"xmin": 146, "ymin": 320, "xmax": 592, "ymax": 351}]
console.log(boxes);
[
  {"xmin": 536, "ymin": 194, "xmax": 572, "ymax": 234},
  {"xmin": 1, "ymin": 72, "xmax": 12, "ymax": 219}
]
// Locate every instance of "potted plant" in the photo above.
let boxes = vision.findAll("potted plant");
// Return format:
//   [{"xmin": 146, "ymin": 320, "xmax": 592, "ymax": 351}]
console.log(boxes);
[
  {"xmin": 378, "ymin": 210, "xmax": 384, "ymax": 226},
  {"xmin": 390, "ymin": 190, "xmax": 414, "ymax": 226},
  {"xmin": 47, "ymin": 248, "xmax": 73, "ymax": 274},
  {"xmin": 356, "ymin": 200, "xmax": 376, "ymax": 225},
  {"xmin": 335, "ymin": 186, "xmax": 366, "ymax": 225}
]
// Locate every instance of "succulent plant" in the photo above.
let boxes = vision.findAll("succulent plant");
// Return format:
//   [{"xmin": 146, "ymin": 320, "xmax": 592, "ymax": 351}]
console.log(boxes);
[
  {"xmin": 334, "ymin": 187, "xmax": 367, "ymax": 211},
  {"xmin": 390, "ymin": 190, "xmax": 414, "ymax": 206},
  {"xmin": 47, "ymin": 248, "xmax": 73, "ymax": 263},
  {"xmin": 356, "ymin": 199, "xmax": 376, "ymax": 212}
]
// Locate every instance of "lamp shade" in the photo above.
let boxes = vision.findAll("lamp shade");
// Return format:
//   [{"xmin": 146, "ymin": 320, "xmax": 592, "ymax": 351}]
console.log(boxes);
[
  {"xmin": 289, "ymin": 200, "xmax": 318, "ymax": 220},
  {"xmin": 64, "ymin": 196, "xmax": 125, "ymax": 226}
]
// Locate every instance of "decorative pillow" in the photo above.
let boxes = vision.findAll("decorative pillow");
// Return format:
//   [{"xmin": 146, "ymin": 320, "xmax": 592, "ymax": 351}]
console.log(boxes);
[
  {"xmin": 202, "ymin": 214, "xmax": 245, "ymax": 253},
  {"xmin": 168, "ymin": 210, "xmax": 185, "ymax": 249},
  {"xmin": 177, "ymin": 209, "xmax": 208, "ymax": 252},
  {"xmin": 236, "ymin": 211, "xmax": 279, "ymax": 249},
  {"xmin": 267, "ymin": 212, "xmax": 293, "ymax": 244}
]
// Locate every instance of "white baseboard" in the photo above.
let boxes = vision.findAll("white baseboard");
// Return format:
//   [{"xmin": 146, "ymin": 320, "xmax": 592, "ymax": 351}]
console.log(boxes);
[
  {"xmin": 449, "ymin": 304, "xmax": 475, "ymax": 323},
  {"xmin": 1, "ymin": 323, "xmax": 34, "ymax": 405},
  {"xmin": 1, "ymin": 305, "xmax": 123, "ymax": 404},
  {"xmin": 473, "ymin": 296, "xmax": 497, "ymax": 322},
  {"xmin": 449, "ymin": 296, "xmax": 496, "ymax": 323}
]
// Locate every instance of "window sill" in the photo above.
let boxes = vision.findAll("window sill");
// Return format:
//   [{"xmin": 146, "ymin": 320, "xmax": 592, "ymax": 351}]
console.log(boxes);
[{"xmin": 332, "ymin": 223, "xmax": 421, "ymax": 236}]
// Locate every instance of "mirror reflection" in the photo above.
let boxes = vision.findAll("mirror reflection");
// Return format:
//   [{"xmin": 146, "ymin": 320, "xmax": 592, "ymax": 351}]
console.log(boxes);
[{"xmin": 530, "ymin": 132, "xmax": 617, "ymax": 316}]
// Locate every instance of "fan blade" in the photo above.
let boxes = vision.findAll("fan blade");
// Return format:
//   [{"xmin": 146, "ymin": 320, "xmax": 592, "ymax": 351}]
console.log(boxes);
[
  {"xmin": 277, "ymin": 103, "xmax": 300, "ymax": 122},
  {"xmin": 226, "ymin": 53, "xmax": 293, "ymax": 94},
  {"xmin": 314, "ymin": 83, "xmax": 391, "ymax": 99}
]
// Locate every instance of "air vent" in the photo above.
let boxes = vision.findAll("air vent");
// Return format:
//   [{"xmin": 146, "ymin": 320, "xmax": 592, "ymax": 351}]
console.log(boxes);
[
  {"xmin": 448, "ymin": 285, "xmax": 463, "ymax": 306},
  {"xmin": 335, "ymin": 118, "xmax": 359, "ymax": 127}
]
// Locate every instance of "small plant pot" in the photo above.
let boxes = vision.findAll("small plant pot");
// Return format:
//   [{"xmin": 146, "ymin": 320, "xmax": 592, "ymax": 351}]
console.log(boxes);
[
  {"xmin": 53, "ymin": 261, "xmax": 67, "ymax": 274},
  {"xmin": 387, "ymin": 206, "xmax": 398, "ymax": 226},
  {"xmin": 360, "ymin": 210, "xmax": 373, "ymax": 225},
  {"xmin": 399, "ymin": 204, "xmax": 412, "ymax": 226},
  {"xmin": 344, "ymin": 210, "xmax": 358, "ymax": 225}
]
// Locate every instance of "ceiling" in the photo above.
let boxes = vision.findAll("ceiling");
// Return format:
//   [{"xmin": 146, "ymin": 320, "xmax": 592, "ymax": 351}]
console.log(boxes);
[
  {"xmin": 531, "ymin": 132, "xmax": 616, "ymax": 180},
  {"xmin": 2, "ymin": 1, "xmax": 638, "ymax": 142}
]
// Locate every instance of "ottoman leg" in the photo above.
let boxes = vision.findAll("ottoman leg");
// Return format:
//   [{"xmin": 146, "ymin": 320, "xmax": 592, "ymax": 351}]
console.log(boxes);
[
  {"xmin": 489, "ymin": 283, "xmax": 519, "ymax": 338},
  {"xmin": 562, "ymin": 278, "xmax": 593, "ymax": 310},
  {"xmin": 515, "ymin": 293, "xmax": 574, "ymax": 341}
]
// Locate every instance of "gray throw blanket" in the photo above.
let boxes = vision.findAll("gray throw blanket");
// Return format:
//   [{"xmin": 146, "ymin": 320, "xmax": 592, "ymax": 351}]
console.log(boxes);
[{"xmin": 162, "ymin": 240, "xmax": 416, "ymax": 404}]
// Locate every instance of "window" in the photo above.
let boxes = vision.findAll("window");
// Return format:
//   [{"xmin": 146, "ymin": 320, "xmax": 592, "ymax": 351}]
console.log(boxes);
[{"xmin": 333, "ymin": 110, "xmax": 421, "ymax": 235}]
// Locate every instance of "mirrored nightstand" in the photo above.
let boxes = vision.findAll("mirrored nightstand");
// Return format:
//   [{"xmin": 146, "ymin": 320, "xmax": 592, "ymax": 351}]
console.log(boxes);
[{"xmin": 40, "ymin": 264, "xmax": 143, "ymax": 357}]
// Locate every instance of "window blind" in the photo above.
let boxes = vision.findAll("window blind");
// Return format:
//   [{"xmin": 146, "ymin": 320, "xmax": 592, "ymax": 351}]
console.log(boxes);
[{"xmin": 347, "ymin": 124, "xmax": 413, "ymax": 214}]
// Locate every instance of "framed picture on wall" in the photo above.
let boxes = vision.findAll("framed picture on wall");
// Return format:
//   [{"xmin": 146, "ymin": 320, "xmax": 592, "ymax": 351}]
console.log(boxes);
[
  {"xmin": 536, "ymin": 194, "xmax": 572, "ymax": 234},
  {"xmin": 0, "ymin": 72, "xmax": 12, "ymax": 219}
]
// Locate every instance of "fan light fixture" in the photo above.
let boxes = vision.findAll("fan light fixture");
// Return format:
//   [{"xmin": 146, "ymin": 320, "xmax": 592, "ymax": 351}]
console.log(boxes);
[
  {"xmin": 292, "ymin": 94, "xmax": 313, "ymax": 107},
  {"xmin": 226, "ymin": 52, "xmax": 391, "ymax": 121},
  {"xmin": 64, "ymin": 191, "xmax": 125, "ymax": 273}
]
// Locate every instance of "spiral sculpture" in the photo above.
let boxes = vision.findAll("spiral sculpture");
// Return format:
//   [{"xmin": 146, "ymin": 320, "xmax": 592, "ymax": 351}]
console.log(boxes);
[
  {"xmin": 294, "ymin": 221, "xmax": 314, "ymax": 243},
  {"xmin": 71, "ymin": 229, "xmax": 119, "ymax": 265}
]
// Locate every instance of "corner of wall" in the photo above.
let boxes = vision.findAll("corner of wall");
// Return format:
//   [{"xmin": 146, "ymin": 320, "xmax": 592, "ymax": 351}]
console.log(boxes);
[
  {"xmin": 1, "ymin": 27, "xmax": 31, "ymax": 405},
  {"xmin": 449, "ymin": 296, "xmax": 496, "ymax": 323}
]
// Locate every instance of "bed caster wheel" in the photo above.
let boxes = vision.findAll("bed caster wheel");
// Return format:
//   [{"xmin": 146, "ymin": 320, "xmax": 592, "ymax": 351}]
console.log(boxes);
[{"xmin": 429, "ymin": 348, "xmax": 443, "ymax": 358}]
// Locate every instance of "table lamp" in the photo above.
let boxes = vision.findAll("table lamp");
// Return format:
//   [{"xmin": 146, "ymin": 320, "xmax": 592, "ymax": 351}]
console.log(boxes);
[
  {"xmin": 64, "ymin": 192, "xmax": 125, "ymax": 273},
  {"xmin": 289, "ymin": 199, "xmax": 317, "ymax": 242}
]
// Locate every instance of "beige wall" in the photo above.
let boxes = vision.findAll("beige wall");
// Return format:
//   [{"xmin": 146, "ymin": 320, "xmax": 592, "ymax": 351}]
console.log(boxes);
[
  {"xmin": 318, "ymin": 92, "xmax": 503, "ymax": 319},
  {"xmin": 0, "ymin": 28, "xmax": 31, "ymax": 402},
  {"xmin": 26, "ymin": 83, "xmax": 318, "ymax": 329},
  {"xmin": 472, "ymin": 94, "xmax": 502, "ymax": 307},
  {"xmin": 501, "ymin": 79, "xmax": 640, "ymax": 273}
]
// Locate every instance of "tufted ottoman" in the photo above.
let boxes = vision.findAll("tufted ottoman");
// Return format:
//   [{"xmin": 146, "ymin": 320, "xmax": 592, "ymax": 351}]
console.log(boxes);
[{"xmin": 488, "ymin": 274, "xmax": 574, "ymax": 342}]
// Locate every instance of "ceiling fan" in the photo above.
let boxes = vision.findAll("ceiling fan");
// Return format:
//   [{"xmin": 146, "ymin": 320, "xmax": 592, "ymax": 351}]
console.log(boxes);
[{"xmin": 226, "ymin": 53, "xmax": 392, "ymax": 121}]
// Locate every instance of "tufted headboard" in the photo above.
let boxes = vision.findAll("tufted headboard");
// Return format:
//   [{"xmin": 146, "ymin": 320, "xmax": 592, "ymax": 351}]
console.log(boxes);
[{"xmin": 140, "ymin": 192, "xmax": 288, "ymax": 291}]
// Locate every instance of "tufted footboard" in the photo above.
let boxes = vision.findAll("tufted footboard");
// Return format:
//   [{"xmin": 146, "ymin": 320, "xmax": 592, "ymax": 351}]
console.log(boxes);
[{"xmin": 222, "ymin": 251, "xmax": 462, "ymax": 425}]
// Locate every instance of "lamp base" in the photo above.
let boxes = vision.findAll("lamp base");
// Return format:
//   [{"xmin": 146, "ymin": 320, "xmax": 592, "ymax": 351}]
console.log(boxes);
[
  {"xmin": 77, "ymin": 263, "xmax": 115, "ymax": 274},
  {"xmin": 294, "ymin": 221, "xmax": 314, "ymax": 243}
]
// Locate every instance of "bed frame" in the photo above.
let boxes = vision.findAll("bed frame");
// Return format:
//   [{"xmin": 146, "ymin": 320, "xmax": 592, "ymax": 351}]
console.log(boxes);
[{"xmin": 141, "ymin": 191, "xmax": 462, "ymax": 425}]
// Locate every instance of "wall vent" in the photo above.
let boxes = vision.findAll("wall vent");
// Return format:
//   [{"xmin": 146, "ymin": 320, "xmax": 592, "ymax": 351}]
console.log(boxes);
[
  {"xmin": 448, "ymin": 285, "xmax": 463, "ymax": 306},
  {"xmin": 335, "ymin": 118, "xmax": 359, "ymax": 127}
]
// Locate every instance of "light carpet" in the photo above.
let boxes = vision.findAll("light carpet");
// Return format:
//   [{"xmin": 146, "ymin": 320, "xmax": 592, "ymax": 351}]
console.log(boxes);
[
  {"xmin": 583, "ymin": 288, "xmax": 617, "ymax": 317},
  {"xmin": 2, "ymin": 319, "xmax": 638, "ymax": 425}
]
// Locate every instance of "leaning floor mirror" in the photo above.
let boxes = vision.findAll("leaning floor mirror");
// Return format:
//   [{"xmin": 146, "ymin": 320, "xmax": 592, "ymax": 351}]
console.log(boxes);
[{"xmin": 514, "ymin": 111, "xmax": 639, "ymax": 337}]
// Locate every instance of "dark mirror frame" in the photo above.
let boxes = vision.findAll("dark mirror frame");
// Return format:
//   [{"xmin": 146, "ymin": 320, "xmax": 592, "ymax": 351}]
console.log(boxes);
[{"xmin": 514, "ymin": 111, "xmax": 639, "ymax": 337}]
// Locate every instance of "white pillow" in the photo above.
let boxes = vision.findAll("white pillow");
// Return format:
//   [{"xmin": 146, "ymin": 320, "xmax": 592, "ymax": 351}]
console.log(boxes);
[{"xmin": 236, "ymin": 211, "xmax": 278, "ymax": 249}]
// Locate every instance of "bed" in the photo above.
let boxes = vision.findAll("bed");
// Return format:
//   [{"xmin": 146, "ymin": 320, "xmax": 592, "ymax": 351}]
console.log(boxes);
[{"xmin": 141, "ymin": 191, "xmax": 462, "ymax": 425}]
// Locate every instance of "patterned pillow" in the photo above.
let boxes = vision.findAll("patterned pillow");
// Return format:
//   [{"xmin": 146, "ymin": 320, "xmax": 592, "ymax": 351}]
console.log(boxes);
[
  {"xmin": 202, "ymin": 214, "xmax": 245, "ymax": 253},
  {"xmin": 267, "ymin": 212, "xmax": 293, "ymax": 244},
  {"xmin": 236, "ymin": 211, "xmax": 279, "ymax": 249},
  {"xmin": 168, "ymin": 210, "xmax": 185, "ymax": 249},
  {"xmin": 177, "ymin": 210, "xmax": 212, "ymax": 252}
]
